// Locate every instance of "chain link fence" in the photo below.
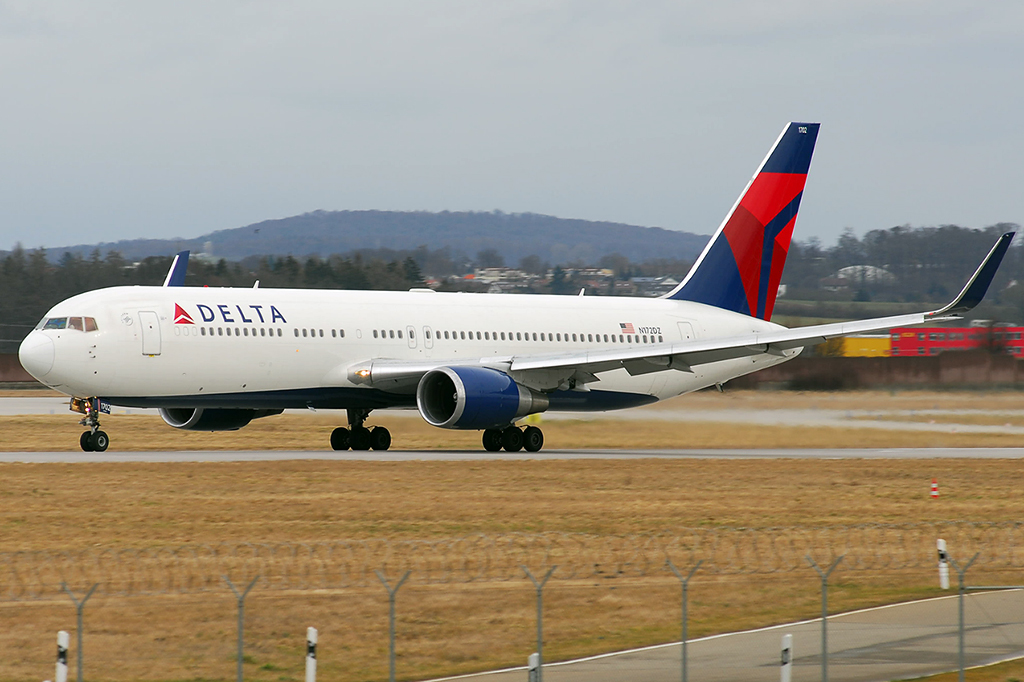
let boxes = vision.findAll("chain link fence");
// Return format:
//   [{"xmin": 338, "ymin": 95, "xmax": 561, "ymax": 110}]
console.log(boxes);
[{"xmin": 4, "ymin": 522, "xmax": 1022, "ymax": 601}]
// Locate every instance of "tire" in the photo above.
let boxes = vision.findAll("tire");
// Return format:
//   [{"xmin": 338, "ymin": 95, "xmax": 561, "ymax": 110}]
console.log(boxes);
[
  {"xmin": 370, "ymin": 426, "xmax": 392, "ymax": 451},
  {"xmin": 80, "ymin": 431, "xmax": 94, "ymax": 452},
  {"xmin": 90, "ymin": 430, "xmax": 109, "ymax": 452},
  {"xmin": 350, "ymin": 427, "xmax": 372, "ymax": 451},
  {"xmin": 501, "ymin": 426, "xmax": 524, "ymax": 452},
  {"xmin": 330, "ymin": 427, "xmax": 350, "ymax": 451},
  {"xmin": 523, "ymin": 426, "xmax": 544, "ymax": 452},
  {"xmin": 482, "ymin": 428, "xmax": 503, "ymax": 452}
]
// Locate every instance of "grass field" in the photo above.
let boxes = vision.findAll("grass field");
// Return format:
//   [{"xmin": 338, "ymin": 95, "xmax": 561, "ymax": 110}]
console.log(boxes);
[
  {"xmin": 1, "ymin": 456, "xmax": 1023, "ymax": 680},
  {"xmin": 2, "ymin": 390, "xmax": 1024, "ymax": 679}
]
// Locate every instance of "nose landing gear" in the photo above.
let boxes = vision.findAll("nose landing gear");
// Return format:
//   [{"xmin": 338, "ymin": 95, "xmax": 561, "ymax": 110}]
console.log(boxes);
[{"xmin": 72, "ymin": 397, "xmax": 110, "ymax": 452}]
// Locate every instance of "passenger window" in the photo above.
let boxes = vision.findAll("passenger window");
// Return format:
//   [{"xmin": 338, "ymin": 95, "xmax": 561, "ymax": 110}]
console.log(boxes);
[
  {"xmin": 461, "ymin": 331, "xmax": 466, "ymax": 340},
  {"xmin": 201, "ymin": 328, "xmax": 206, "ymax": 336},
  {"xmin": 500, "ymin": 332, "xmax": 506, "ymax": 341},
  {"xmin": 476, "ymin": 331, "xmax": 481, "ymax": 340},
  {"xmin": 373, "ymin": 330, "xmax": 379, "ymax": 338},
  {"xmin": 619, "ymin": 335, "xmax": 624, "ymax": 342},
  {"xmin": 332, "ymin": 329, "xmax": 337, "ymax": 338},
  {"xmin": 303, "ymin": 329, "xmax": 308, "ymax": 337},
  {"xmin": 659, "ymin": 335, "xmax": 663, "ymax": 342},
  {"xmin": 260, "ymin": 328, "xmax": 266, "ymax": 337},
  {"xmin": 484, "ymin": 332, "xmax": 490, "ymax": 340},
  {"xmin": 587, "ymin": 334, "xmax": 592, "ymax": 342},
  {"xmin": 532, "ymin": 333, "xmax": 537, "ymax": 341},
  {"xmin": 340, "ymin": 329, "xmax": 345, "ymax": 338},
  {"xmin": 398, "ymin": 330, "xmax": 403, "ymax": 339},
  {"xmin": 243, "ymin": 328, "xmax": 249, "ymax": 337},
  {"xmin": 516, "ymin": 332, "xmax": 522, "ymax": 341},
  {"xmin": 277, "ymin": 329, "xmax": 282, "ymax": 337},
  {"xmin": 572, "ymin": 334, "xmax": 577, "ymax": 342},
  {"xmin": 409, "ymin": 329, "xmax": 414, "ymax": 339},
  {"xmin": 218, "ymin": 328, "xmax": 223, "ymax": 336},
  {"xmin": 319, "ymin": 329, "xmax": 324, "ymax": 337},
  {"xmin": 389, "ymin": 330, "xmax": 395, "ymax": 339},
  {"xmin": 444, "ymin": 331, "xmax": 450, "ymax": 339},
  {"xmin": 556, "ymin": 333, "xmax": 561, "ymax": 341}
]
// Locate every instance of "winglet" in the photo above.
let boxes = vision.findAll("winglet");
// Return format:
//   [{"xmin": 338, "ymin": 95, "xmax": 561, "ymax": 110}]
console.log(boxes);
[
  {"xmin": 162, "ymin": 250, "xmax": 190, "ymax": 287},
  {"xmin": 928, "ymin": 232, "xmax": 1014, "ymax": 317}
]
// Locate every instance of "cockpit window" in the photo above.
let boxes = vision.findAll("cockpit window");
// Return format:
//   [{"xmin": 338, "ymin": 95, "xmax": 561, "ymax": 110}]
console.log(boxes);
[
  {"xmin": 38, "ymin": 316, "xmax": 98, "ymax": 332},
  {"xmin": 42, "ymin": 317, "xmax": 67, "ymax": 330}
]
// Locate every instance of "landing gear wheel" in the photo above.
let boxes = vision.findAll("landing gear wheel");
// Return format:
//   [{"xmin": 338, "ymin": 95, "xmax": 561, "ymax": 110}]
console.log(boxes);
[
  {"xmin": 90, "ymin": 431, "xmax": 109, "ymax": 452},
  {"xmin": 501, "ymin": 426, "xmax": 524, "ymax": 452},
  {"xmin": 350, "ymin": 427, "xmax": 372, "ymax": 451},
  {"xmin": 330, "ymin": 427, "xmax": 351, "ymax": 451},
  {"xmin": 370, "ymin": 426, "xmax": 391, "ymax": 451},
  {"xmin": 80, "ymin": 431, "xmax": 95, "ymax": 452},
  {"xmin": 523, "ymin": 426, "xmax": 544, "ymax": 452},
  {"xmin": 482, "ymin": 429, "xmax": 503, "ymax": 452}
]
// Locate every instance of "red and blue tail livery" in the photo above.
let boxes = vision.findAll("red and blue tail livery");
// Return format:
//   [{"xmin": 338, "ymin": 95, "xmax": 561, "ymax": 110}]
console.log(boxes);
[{"xmin": 665, "ymin": 122, "xmax": 820, "ymax": 320}]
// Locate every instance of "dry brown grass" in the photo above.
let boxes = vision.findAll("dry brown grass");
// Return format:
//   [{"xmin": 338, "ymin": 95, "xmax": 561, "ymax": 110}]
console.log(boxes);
[
  {"xmin": 913, "ymin": 657, "xmax": 1024, "ymax": 681},
  {"xmin": 0, "ymin": 458, "xmax": 1023, "ymax": 679}
]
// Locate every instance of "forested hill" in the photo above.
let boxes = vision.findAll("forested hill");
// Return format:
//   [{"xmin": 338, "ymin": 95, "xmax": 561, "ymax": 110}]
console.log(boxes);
[{"xmin": 33, "ymin": 210, "xmax": 710, "ymax": 265}]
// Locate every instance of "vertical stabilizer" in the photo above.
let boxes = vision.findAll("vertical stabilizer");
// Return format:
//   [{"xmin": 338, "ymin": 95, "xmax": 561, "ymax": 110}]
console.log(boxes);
[{"xmin": 664, "ymin": 122, "xmax": 819, "ymax": 319}]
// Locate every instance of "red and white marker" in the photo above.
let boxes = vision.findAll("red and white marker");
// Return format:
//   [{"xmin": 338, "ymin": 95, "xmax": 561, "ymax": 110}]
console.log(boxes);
[{"xmin": 931, "ymin": 479, "xmax": 939, "ymax": 499}]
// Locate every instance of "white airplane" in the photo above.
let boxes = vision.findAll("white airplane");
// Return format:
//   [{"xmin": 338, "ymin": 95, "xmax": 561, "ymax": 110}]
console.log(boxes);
[{"xmin": 18, "ymin": 122, "xmax": 1013, "ymax": 453}]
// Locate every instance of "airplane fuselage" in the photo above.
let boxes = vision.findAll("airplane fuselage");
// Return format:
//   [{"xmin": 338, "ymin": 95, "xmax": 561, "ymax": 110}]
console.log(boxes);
[{"xmin": 21, "ymin": 285, "xmax": 797, "ymax": 412}]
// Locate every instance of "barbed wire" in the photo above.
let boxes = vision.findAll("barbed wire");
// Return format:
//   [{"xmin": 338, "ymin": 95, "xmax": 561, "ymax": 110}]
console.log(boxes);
[{"xmin": 2, "ymin": 522, "xmax": 1021, "ymax": 601}]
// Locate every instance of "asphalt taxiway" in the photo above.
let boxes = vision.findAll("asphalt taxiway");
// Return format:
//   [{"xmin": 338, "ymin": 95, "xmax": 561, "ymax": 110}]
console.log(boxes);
[{"xmin": 1, "ymin": 447, "xmax": 1024, "ymax": 463}]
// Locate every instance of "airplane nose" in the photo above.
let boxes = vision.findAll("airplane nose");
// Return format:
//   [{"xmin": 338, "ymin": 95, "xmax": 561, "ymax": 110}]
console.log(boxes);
[{"xmin": 19, "ymin": 331, "xmax": 54, "ymax": 378}]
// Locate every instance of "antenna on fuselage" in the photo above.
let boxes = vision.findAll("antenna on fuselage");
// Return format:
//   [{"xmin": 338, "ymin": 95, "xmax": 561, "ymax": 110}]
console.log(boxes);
[{"xmin": 253, "ymin": 280, "xmax": 260, "ymax": 288}]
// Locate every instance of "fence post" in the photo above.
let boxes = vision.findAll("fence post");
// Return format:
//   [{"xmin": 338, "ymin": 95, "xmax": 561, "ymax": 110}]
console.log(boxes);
[
  {"xmin": 806, "ymin": 555, "xmax": 844, "ymax": 682},
  {"xmin": 947, "ymin": 552, "xmax": 979, "ymax": 682},
  {"xmin": 522, "ymin": 566, "xmax": 557, "ymax": 682},
  {"xmin": 375, "ymin": 570, "xmax": 411, "ymax": 682},
  {"xmin": 224, "ymin": 575, "xmax": 260, "ymax": 682},
  {"xmin": 61, "ymin": 582, "xmax": 98, "ymax": 682},
  {"xmin": 780, "ymin": 633, "xmax": 793, "ymax": 682},
  {"xmin": 666, "ymin": 559, "xmax": 703, "ymax": 682},
  {"xmin": 305, "ymin": 626, "xmax": 317, "ymax": 682},
  {"xmin": 56, "ymin": 630, "xmax": 70, "ymax": 682}
]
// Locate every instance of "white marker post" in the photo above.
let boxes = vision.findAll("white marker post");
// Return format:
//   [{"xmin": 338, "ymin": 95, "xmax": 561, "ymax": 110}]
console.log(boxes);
[
  {"xmin": 305, "ymin": 627, "xmax": 317, "ymax": 682},
  {"xmin": 528, "ymin": 652, "xmax": 540, "ymax": 682},
  {"xmin": 56, "ymin": 630, "xmax": 69, "ymax": 682},
  {"xmin": 780, "ymin": 634, "xmax": 793, "ymax": 682},
  {"xmin": 938, "ymin": 539, "xmax": 950, "ymax": 590}
]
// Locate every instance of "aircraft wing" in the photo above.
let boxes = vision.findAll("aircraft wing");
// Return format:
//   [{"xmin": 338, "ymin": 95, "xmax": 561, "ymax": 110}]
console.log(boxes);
[{"xmin": 346, "ymin": 232, "xmax": 1013, "ymax": 389}]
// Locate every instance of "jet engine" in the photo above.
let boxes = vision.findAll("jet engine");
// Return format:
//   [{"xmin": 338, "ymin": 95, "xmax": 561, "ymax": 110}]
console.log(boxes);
[
  {"xmin": 416, "ymin": 366, "xmax": 548, "ymax": 429},
  {"xmin": 158, "ymin": 407, "xmax": 283, "ymax": 431}
]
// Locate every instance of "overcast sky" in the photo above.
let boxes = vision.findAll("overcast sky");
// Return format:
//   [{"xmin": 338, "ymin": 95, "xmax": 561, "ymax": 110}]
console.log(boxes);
[{"xmin": 1, "ymin": 1, "xmax": 1022, "ymax": 251}]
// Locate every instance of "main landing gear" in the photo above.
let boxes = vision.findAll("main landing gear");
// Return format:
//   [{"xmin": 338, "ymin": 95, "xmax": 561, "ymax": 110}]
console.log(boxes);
[
  {"xmin": 482, "ymin": 425, "xmax": 544, "ymax": 453},
  {"xmin": 72, "ymin": 397, "xmax": 109, "ymax": 452},
  {"xmin": 330, "ymin": 408, "xmax": 391, "ymax": 451}
]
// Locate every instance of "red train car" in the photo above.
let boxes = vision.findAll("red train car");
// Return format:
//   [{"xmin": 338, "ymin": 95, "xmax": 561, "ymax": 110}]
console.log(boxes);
[{"xmin": 889, "ymin": 326, "xmax": 1024, "ymax": 357}]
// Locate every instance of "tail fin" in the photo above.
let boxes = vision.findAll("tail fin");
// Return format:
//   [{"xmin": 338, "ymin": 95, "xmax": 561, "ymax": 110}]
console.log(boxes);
[{"xmin": 664, "ymin": 122, "xmax": 819, "ymax": 319}]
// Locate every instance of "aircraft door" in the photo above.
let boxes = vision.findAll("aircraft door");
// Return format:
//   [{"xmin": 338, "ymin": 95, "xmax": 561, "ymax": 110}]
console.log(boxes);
[
  {"xmin": 139, "ymin": 311, "xmax": 162, "ymax": 355},
  {"xmin": 423, "ymin": 326, "xmax": 434, "ymax": 349},
  {"xmin": 677, "ymin": 321, "xmax": 694, "ymax": 341},
  {"xmin": 407, "ymin": 325, "xmax": 417, "ymax": 349}
]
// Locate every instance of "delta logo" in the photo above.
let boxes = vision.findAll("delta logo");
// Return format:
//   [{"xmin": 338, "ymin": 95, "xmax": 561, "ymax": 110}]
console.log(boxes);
[{"xmin": 174, "ymin": 303, "xmax": 288, "ymax": 325}]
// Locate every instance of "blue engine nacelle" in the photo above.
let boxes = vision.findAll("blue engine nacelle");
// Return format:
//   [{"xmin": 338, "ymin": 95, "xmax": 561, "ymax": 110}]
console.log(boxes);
[
  {"xmin": 416, "ymin": 366, "xmax": 549, "ymax": 429},
  {"xmin": 159, "ymin": 407, "xmax": 283, "ymax": 431}
]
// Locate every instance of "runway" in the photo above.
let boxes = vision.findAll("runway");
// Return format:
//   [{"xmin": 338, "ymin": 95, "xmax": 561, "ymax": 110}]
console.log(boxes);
[
  {"xmin": 2, "ymin": 447, "xmax": 1024, "ymax": 463},
  {"xmin": 424, "ymin": 590, "xmax": 1024, "ymax": 682}
]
